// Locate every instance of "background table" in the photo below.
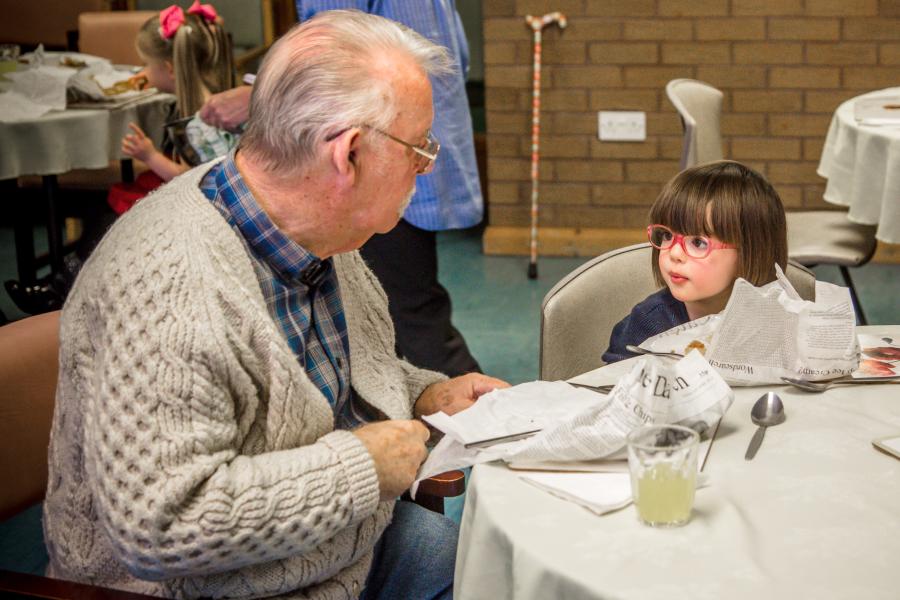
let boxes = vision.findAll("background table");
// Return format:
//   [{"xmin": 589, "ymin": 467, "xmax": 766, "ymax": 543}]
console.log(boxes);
[
  {"xmin": 0, "ymin": 92, "xmax": 173, "ymax": 279},
  {"xmin": 818, "ymin": 88, "xmax": 900, "ymax": 244},
  {"xmin": 456, "ymin": 325, "xmax": 900, "ymax": 600}
]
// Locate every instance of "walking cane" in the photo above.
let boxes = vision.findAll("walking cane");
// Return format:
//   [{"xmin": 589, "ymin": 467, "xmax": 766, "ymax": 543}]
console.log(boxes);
[{"xmin": 525, "ymin": 12, "xmax": 567, "ymax": 279}]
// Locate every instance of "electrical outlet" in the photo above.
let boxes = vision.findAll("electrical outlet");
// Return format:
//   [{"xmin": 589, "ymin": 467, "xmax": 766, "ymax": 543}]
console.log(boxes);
[{"xmin": 598, "ymin": 111, "xmax": 646, "ymax": 142}]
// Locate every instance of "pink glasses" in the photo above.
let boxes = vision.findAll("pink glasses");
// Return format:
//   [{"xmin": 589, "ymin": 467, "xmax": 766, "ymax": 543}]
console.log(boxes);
[{"xmin": 647, "ymin": 224, "xmax": 736, "ymax": 259}]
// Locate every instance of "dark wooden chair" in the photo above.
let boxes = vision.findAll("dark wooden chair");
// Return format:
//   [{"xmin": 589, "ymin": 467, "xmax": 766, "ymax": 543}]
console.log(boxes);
[{"xmin": 0, "ymin": 311, "xmax": 464, "ymax": 598}]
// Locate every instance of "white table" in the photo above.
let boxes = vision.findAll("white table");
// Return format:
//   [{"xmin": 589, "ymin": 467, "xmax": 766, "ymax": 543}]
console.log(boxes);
[
  {"xmin": 455, "ymin": 325, "xmax": 900, "ymax": 600},
  {"xmin": 818, "ymin": 88, "xmax": 900, "ymax": 244},
  {"xmin": 0, "ymin": 90, "xmax": 173, "ymax": 279}
]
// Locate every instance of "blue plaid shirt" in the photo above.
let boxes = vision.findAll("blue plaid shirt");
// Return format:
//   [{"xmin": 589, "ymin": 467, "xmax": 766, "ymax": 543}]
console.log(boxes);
[
  {"xmin": 294, "ymin": 0, "xmax": 483, "ymax": 231},
  {"xmin": 201, "ymin": 153, "xmax": 374, "ymax": 429}
]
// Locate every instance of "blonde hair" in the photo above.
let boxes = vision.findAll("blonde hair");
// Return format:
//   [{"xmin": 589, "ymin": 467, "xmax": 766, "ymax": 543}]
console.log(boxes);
[
  {"xmin": 649, "ymin": 160, "xmax": 788, "ymax": 287},
  {"xmin": 240, "ymin": 10, "xmax": 454, "ymax": 175},
  {"xmin": 136, "ymin": 12, "xmax": 234, "ymax": 118}
]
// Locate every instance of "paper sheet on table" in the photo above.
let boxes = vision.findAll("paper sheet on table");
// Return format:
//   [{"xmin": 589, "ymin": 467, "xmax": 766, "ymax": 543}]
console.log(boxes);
[
  {"xmin": 520, "ymin": 471, "xmax": 710, "ymax": 516},
  {"xmin": 640, "ymin": 264, "xmax": 859, "ymax": 385},
  {"xmin": 853, "ymin": 97, "xmax": 900, "ymax": 125},
  {"xmin": 4, "ymin": 65, "xmax": 75, "ymax": 112},
  {"xmin": 412, "ymin": 352, "xmax": 732, "ymax": 496},
  {"xmin": 0, "ymin": 90, "xmax": 54, "ymax": 121},
  {"xmin": 854, "ymin": 333, "xmax": 900, "ymax": 377}
]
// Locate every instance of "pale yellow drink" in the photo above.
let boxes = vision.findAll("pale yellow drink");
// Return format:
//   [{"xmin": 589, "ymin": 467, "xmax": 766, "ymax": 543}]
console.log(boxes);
[
  {"xmin": 635, "ymin": 462, "xmax": 696, "ymax": 525},
  {"xmin": 627, "ymin": 424, "xmax": 699, "ymax": 527}
]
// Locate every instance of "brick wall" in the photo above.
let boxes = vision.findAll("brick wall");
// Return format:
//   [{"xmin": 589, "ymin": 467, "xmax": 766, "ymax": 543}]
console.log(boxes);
[{"xmin": 483, "ymin": 0, "xmax": 900, "ymax": 233}]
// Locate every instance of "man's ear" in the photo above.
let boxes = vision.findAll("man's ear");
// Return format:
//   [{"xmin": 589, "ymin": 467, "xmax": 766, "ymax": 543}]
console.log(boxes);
[{"xmin": 330, "ymin": 128, "xmax": 362, "ymax": 185}]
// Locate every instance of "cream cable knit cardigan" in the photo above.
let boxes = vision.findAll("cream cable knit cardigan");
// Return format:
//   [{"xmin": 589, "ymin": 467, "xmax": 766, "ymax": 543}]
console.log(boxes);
[{"xmin": 43, "ymin": 165, "xmax": 447, "ymax": 599}]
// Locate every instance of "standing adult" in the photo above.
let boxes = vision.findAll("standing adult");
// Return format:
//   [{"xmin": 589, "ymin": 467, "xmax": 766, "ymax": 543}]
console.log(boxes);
[
  {"xmin": 44, "ymin": 11, "xmax": 506, "ymax": 600},
  {"xmin": 201, "ymin": 0, "xmax": 484, "ymax": 377}
]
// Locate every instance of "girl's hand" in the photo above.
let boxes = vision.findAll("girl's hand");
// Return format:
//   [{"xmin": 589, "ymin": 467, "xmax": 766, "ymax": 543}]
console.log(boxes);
[
  {"xmin": 129, "ymin": 69, "xmax": 149, "ymax": 90},
  {"xmin": 121, "ymin": 123, "xmax": 156, "ymax": 161}
]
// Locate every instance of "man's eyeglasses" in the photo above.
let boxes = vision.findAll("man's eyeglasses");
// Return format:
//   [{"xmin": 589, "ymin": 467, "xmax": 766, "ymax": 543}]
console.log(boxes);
[
  {"xmin": 326, "ymin": 125, "xmax": 440, "ymax": 175},
  {"xmin": 647, "ymin": 224, "xmax": 736, "ymax": 259}
]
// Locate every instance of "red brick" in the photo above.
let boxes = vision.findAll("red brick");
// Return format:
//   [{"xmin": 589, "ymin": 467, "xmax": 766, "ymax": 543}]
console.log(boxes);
[
  {"xmin": 585, "ymin": 0, "xmax": 656, "ymax": 16},
  {"xmin": 721, "ymin": 114, "xmax": 768, "ymax": 136},
  {"xmin": 625, "ymin": 160, "xmax": 682, "ymax": 183},
  {"xmin": 560, "ymin": 19, "xmax": 623, "ymax": 41},
  {"xmin": 537, "ymin": 182, "xmax": 592, "ymax": 204},
  {"xmin": 882, "ymin": 43, "xmax": 900, "ymax": 65},
  {"xmin": 844, "ymin": 66, "xmax": 900, "ymax": 88},
  {"xmin": 485, "ymin": 88, "xmax": 521, "ymax": 111},
  {"xmin": 484, "ymin": 42, "xmax": 518, "ymax": 65},
  {"xmin": 733, "ymin": 42, "xmax": 803, "ymax": 65},
  {"xmin": 662, "ymin": 42, "xmax": 730, "ymax": 64},
  {"xmin": 732, "ymin": 90, "xmax": 803, "ymax": 113},
  {"xmin": 593, "ymin": 183, "xmax": 662, "ymax": 206},
  {"xmin": 802, "ymin": 185, "xmax": 830, "ymax": 208},
  {"xmin": 803, "ymin": 138, "xmax": 826, "ymax": 161},
  {"xmin": 515, "ymin": 0, "xmax": 585, "ymax": 16},
  {"xmin": 768, "ymin": 161, "xmax": 827, "ymax": 184},
  {"xmin": 483, "ymin": 19, "xmax": 533, "ymax": 41},
  {"xmin": 590, "ymin": 139, "xmax": 660, "ymax": 159},
  {"xmin": 589, "ymin": 42, "xmax": 658, "ymax": 64},
  {"xmin": 776, "ymin": 186, "xmax": 805, "ymax": 208},
  {"xmin": 647, "ymin": 112, "xmax": 689, "ymax": 135},
  {"xmin": 541, "ymin": 42, "xmax": 588, "ymax": 65},
  {"xmin": 768, "ymin": 18, "xmax": 840, "ymax": 40},
  {"xmin": 546, "ymin": 112, "xmax": 598, "ymax": 135},
  {"xmin": 487, "ymin": 183, "xmax": 523, "ymax": 205},
  {"xmin": 805, "ymin": 0, "xmax": 878, "ymax": 16},
  {"xmin": 625, "ymin": 66, "xmax": 695, "ymax": 88},
  {"xmin": 483, "ymin": 1, "xmax": 517, "ymax": 17},
  {"xmin": 623, "ymin": 206, "xmax": 654, "ymax": 227},
  {"xmin": 485, "ymin": 66, "xmax": 531, "ymax": 88},
  {"xmin": 659, "ymin": 0, "xmax": 728, "ymax": 17},
  {"xmin": 488, "ymin": 205, "xmax": 530, "ymax": 226},
  {"xmin": 696, "ymin": 18, "xmax": 766, "ymax": 41},
  {"xmin": 522, "ymin": 135, "xmax": 590, "ymax": 158},
  {"xmin": 696, "ymin": 66, "xmax": 767, "ymax": 88},
  {"xmin": 541, "ymin": 89, "xmax": 589, "ymax": 111},
  {"xmin": 487, "ymin": 134, "xmax": 522, "ymax": 158},
  {"xmin": 732, "ymin": 138, "xmax": 802, "ymax": 160},
  {"xmin": 553, "ymin": 66, "xmax": 623, "ymax": 88},
  {"xmin": 623, "ymin": 20, "xmax": 693, "ymax": 41},
  {"xmin": 659, "ymin": 136, "xmax": 685, "ymax": 160},
  {"xmin": 732, "ymin": 0, "xmax": 803, "ymax": 15},
  {"xmin": 804, "ymin": 90, "xmax": 862, "ymax": 113},
  {"xmin": 770, "ymin": 67, "xmax": 840, "ymax": 88},
  {"xmin": 843, "ymin": 18, "xmax": 900, "ymax": 40},
  {"xmin": 806, "ymin": 43, "xmax": 878, "ymax": 65},
  {"xmin": 547, "ymin": 206, "xmax": 627, "ymax": 228},
  {"xmin": 555, "ymin": 160, "xmax": 625, "ymax": 182},
  {"xmin": 769, "ymin": 114, "xmax": 833, "ymax": 136},
  {"xmin": 590, "ymin": 89, "xmax": 660, "ymax": 112}
]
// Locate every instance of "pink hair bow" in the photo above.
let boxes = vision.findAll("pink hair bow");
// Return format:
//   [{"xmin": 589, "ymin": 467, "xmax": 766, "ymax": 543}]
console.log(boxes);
[
  {"xmin": 187, "ymin": 0, "xmax": 218, "ymax": 24},
  {"xmin": 159, "ymin": 5, "xmax": 185, "ymax": 40}
]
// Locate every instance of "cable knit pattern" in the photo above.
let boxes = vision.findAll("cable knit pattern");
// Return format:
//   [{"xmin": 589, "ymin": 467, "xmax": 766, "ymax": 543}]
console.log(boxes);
[{"xmin": 43, "ymin": 164, "xmax": 447, "ymax": 600}]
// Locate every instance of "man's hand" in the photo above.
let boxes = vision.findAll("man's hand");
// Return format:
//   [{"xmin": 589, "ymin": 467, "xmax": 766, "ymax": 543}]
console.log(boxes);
[
  {"xmin": 414, "ymin": 373, "xmax": 510, "ymax": 419},
  {"xmin": 198, "ymin": 86, "xmax": 252, "ymax": 132},
  {"xmin": 353, "ymin": 420, "xmax": 429, "ymax": 500}
]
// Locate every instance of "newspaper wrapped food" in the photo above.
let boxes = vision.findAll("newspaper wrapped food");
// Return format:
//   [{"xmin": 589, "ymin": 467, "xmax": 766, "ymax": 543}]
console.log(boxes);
[{"xmin": 640, "ymin": 265, "xmax": 859, "ymax": 385}]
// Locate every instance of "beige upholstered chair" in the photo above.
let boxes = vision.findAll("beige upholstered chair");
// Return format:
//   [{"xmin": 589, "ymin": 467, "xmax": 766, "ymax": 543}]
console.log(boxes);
[
  {"xmin": 78, "ymin": 11, "xmax": 156, "ymax": 65},
  {"xmin": 665, "ymin": 78, "xmax": 876, "ymax": 324},
  {"xmin": 539, "ymin": 243, "xmax": 817, "ymax": 382}
]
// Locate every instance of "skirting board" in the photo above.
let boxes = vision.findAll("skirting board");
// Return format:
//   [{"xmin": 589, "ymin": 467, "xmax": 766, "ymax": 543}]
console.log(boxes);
[{"xmin": 482, "ymin": 226, "xmax": 900, "ymax": 265}]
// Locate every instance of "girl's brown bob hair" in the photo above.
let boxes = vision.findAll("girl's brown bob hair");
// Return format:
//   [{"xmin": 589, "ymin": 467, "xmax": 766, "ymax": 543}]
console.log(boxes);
[{"xmin": 649, "ymin": 160, "xmax": 787, "ymax": 288}]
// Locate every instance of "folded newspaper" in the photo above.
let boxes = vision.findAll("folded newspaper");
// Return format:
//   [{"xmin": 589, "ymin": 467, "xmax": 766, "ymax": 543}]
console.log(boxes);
[
  {"xmin": 411, "ymin": 351, "xmax": 733, "ymax": 497},
  {"xmin": 640, "ymin": 265, "xmax": 859, "ymax": 385}
]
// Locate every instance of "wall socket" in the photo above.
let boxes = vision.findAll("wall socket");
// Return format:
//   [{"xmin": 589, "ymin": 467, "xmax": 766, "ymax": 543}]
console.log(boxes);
[{"xmin": 598, "ymin": 111, "xmax": 646, "ymax": 142}]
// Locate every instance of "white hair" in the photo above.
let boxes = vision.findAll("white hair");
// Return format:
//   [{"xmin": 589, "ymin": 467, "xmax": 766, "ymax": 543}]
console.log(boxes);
[{"xmin": 240, "ymin": 10, "xmax": 454, "ymax": 173}]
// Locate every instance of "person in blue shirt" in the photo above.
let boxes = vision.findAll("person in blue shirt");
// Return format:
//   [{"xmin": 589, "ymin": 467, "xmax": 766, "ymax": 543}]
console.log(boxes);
[
  {"xmin": 200, "ymin": 1, "xmax": 483, "ymax": 377},
  {"xmin": 603, "ymin": 161, "xmax": 789, "ymax": 364}
]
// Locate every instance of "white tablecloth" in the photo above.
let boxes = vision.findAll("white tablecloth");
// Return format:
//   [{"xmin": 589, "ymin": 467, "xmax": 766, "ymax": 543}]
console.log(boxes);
[
  {"xmin": 818, "ymin": 88, "xmax": 900, "ymax": 244},
  {"xmin": 455, "ymin": 325, "xmax": 900, "ymax": 600},
  {"xmin": 0, "ymin": 93, "xmax": 174, "ymax": 180}
]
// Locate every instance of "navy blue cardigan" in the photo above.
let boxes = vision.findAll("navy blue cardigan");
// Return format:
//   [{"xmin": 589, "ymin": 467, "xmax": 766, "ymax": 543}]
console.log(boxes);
[{"xmin": 602, "ymin": 288, "xmax": 690, "ymax": 364}]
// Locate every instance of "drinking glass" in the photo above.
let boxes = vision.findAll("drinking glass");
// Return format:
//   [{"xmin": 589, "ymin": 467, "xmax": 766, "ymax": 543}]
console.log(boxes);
[
  {"xmin": 626, "ymin": 424, "xmax": 699, "ymax": 527},
  {"xmin": 0, "ymin": 44, "xmax": 20, "ymax": 79}
]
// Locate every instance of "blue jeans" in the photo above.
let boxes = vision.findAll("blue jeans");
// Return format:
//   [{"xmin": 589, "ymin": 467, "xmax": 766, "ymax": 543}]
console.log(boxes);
[{"xmin": 360, "ymin": 501, "xmax": 458, "ymax": 600}]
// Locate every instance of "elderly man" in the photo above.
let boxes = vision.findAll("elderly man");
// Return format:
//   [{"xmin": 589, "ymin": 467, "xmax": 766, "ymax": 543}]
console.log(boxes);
[{"xmin": 43, "ymin": 11, "xmax": 506, "ymax": 600}]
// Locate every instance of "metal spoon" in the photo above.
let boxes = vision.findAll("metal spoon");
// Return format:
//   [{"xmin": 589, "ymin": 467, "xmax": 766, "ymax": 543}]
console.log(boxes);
[
  {"xmin": 625, "ymin": 345, "xmax": 684, "ymax": 359},
  {"xmin": 744, "ymin": 392, "xmax": 786, "ymax": 460},
  {"xmin": 781, "ymin": 375, "xmax": 900, "ymax": 393}
]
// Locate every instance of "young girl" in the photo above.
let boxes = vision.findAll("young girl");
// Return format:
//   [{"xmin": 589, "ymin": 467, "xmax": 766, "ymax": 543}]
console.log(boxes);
[
  {"xmin": 109, "ymin": 1, "xmax": 234, "ymax": 214},
  {"xmin": 602, "ymin": 160, "xmax": 788, "ymax": 364}
]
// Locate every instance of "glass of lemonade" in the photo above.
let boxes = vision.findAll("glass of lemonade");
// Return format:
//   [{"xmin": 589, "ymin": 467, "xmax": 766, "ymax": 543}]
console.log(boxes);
[
  {"xmin": 626, "ymin": 424, "xmax": 699, "ymax": 527},
  {"xmin": 0, "ymin": 44, "xmax": 20, "ymax": 80}
]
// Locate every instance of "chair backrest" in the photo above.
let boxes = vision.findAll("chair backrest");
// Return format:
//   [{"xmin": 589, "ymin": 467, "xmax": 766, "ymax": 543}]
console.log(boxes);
[
  {"xmin": 665, "ymin": 79, "xmax": 724, "ymax": 170},
  {"xmin": 539, "ymin": 243, "xmax": 816, "ymax": 381},
  {"xmin": 78, "ymin": 11, "xmax": 156, "ymax": 65},
  {"xmin": 0, "ymin": 311, "xmax": 60, "ymax": 521}
]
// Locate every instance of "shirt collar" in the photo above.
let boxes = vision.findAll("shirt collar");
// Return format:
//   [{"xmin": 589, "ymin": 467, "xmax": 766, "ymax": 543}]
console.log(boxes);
[{"xmin": 211, "ymin": 150, "xmax": 329, "ymax": 285}]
